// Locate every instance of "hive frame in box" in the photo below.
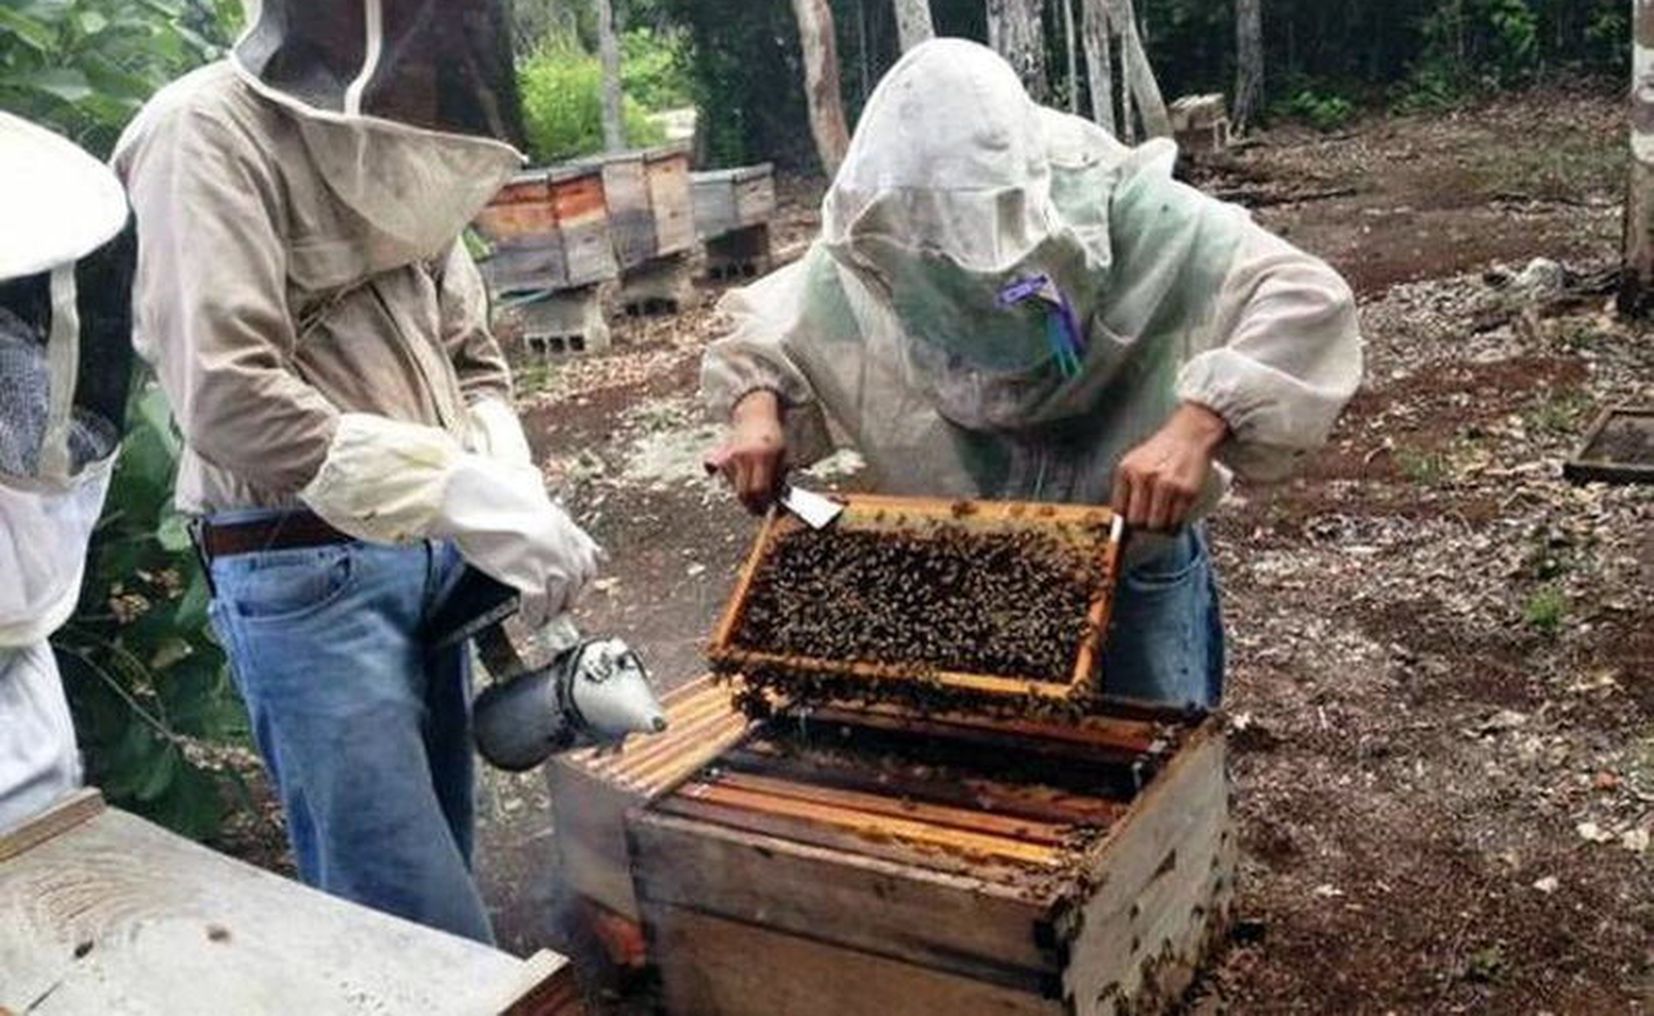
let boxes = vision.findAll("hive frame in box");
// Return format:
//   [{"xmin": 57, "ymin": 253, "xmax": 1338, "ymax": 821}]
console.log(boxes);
[{"xmin": 706, "ymin": 493, "xmax": 1127, "ymax": 703}]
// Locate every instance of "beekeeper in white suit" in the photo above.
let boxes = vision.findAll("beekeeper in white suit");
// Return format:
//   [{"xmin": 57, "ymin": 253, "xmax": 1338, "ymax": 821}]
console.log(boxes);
[
  {"xmin": 0, "ymin": 113, "xmax": 134, "ymax": 832},
  {"xmin": 704, "ymin": 39, "xmax": 1362, "ymax": 708},
  {"xmin": 114, "ymin": 0, "xmax": 597, "ymax": 942}
]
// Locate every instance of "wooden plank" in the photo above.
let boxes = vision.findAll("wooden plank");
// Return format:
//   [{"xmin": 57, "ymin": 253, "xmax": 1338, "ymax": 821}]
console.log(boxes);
[
  {"xmin": 1057, "ymin": 721, "xmax": 1229, "ymax": 1013},
  {"xmin": 547, "ymin": 676, "xmax": 750, "ymax": 917},
  {"xmin": 0, "ymin": 808, "xmax": 576, "ymax": 1015},
  {"xmin": 631, "ymin": 811, "xmax": 1061, "ymax": 990},
  {"xmin": 598, "ymin": 155, "xmax": 654, "ymax": 269},
  {"xmin": 723, "ymin": 744, "xmax": 1129, "ymax": 827},
  {"xmin": 653, "ymin": 794, "xmax": 1043, "ymax": 884},
  {"xmin": 827, "ymin": 702, "xmax": 1167, "ymax": 755},
  {"xmin": 711, "ymin": 771, "xmax": 1075, "ymax": 845},
  {"xmin": 645, "ymin": 905, "xmax": 1063, "ymax": 1016},
  {"xmin": 500, "ymin": 949, "xmax": 588, "ymax": 1015},
  {"xmin": 732, "ymin": 172, "xmax": 777, "ymax": 225},
  {"xmin": 645, "ymin": 149, "xmax": 696, "ymax": 256},
  {"xmin": 0, "ymin": 788, "xmax": 104, "ymax": 864},
  {"xmin": 666, "ymin": 780, "xmax": 1062, "ymax": 867},
  {"xmin": 550, "ymin": 170, "xmax": 617, "ymax": 287}
]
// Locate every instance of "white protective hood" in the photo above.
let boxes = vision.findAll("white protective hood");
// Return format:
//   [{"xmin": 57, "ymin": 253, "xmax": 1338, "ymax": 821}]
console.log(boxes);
[
  {"xmin": 703, "ymin": 39, "xmax": 1362, "ymax": 546},
  {"xmin": 0, "ymin": 112, "xmax": 129, "ymax": 647},
  {"xmin": 213, "ymin": 0, "xmax": 526, "ymax": 268}
]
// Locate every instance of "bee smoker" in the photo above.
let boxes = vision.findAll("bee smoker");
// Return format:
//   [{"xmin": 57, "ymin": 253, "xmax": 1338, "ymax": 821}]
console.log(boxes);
[{"xmin": 426, "ymin": 569, "xmax": 668, "ymax": 771}]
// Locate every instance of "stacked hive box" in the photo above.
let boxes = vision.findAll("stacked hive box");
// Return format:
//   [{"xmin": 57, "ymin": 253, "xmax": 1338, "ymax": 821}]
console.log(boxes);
[
  {"xmin": 692, "ymin": 163, "xmax": 777, "ymax": 280},
  {"xmin": 472, "ymin": 165, "xmax": 618, "ymax": 356},
  {"xmin": 549, "ymin": 494, "xmax": 1235, "ymax": 1016}
]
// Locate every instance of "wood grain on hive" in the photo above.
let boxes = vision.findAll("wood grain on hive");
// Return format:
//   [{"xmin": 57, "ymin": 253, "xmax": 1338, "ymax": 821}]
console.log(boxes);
[
  {"xmin": 691, "ymin": 163, "xmax": 777, "ymax": 240},
  {"xmin": 546, "ymin": 675, "xmax": 759, "ymax": 919},
  {"xmin": 589, "ymin": 144, "xmax": 695, "ymax": 271},
  {"xmin": 0, "ymin": 790, "xmax": 583, "ymax": 1015},
  {"xmin": 632, "ymin": 706, "xmax": 1232, "ymax": 1016},
  {"xmin": 707, "ymin": 493, "xmax": 1126, "ymax": 704}
]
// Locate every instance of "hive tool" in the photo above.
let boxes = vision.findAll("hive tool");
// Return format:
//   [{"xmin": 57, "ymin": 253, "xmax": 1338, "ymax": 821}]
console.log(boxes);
[{"xmin": 424, "ymin": 568, "xmax": 668, "ymax": 771}]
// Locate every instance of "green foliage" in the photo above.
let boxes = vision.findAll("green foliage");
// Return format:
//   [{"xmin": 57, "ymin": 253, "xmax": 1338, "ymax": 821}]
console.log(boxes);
[
  {"xmin": 518, "ymin": 33, "xmax": 667, "ymax": 163},
  {"xmin": 1523, "ymin": 585, "xmax": 1566, "ymax": 635},
  {"xmin": 53, "ymin": 385, "xmax": 251, "ymax": 840},
  {"xmin": 0, "ymin": 0, "xmax": 237, "ymax": 157},
  {"xmin": 620, "ymin": 27, "xmax": 692, "ymax": 111},
  {"xmin": 1279, "ymin": 89, "xmax": 1356, "ymax": 132}
]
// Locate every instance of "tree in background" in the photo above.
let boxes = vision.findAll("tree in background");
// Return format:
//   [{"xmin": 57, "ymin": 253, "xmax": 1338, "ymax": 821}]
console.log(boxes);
[
  {"xmin": 1233, "ymin": 0, "xmax": 1264, "ymax": 131},
  {"xmin": 987, "ymin": 0, "xmax": 1049, "ymax": 99},
  {"xmin": 1621, "ymin": 0, "xmax": 1654, "ymax": 314},
  {"xmin": 793, "ymin": 0, "xmax": 852, "ymax": 174},
  {"xmin": 895, "ymin": 0, "xmax": 937, "ymax": 51},
  {"xmin": 595, "ymin": 0, "xmax": 625, "ymax": 151}
]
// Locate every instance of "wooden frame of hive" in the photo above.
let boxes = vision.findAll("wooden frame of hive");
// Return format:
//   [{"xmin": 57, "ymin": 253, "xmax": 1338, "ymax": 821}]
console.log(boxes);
[
  {"xmin": 630, "ymin": 699, "xmax": 1230, "ymax": 1016},
  {"xmin": 706, "ymin": 493, "xmax": 1127, "ymax": 703}
]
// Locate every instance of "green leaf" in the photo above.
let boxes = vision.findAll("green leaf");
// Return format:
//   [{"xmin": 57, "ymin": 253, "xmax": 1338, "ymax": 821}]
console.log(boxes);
[
  {"xmin": 74, "ymin": 9, "xmax": 108, "ymax": 36},
  {"xmin": 0, "ymin": 7, "xmax": 56, "ymax": 51},
  {"xmin": 156, "ymin": 512, "xmax": 191, "ymax": 552},
  {"xmin": 133, "ymin": 741, "xmax": 181, "ymax": 802},
  {"xmin": 17, "ymin": 66, "xmax": 91, "ymax": 103}
]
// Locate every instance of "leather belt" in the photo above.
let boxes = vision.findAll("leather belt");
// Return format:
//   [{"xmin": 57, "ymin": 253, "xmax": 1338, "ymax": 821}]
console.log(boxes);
[{"xmin": 196, "ymin": 510, "xmax": 354, "ymax": 561}]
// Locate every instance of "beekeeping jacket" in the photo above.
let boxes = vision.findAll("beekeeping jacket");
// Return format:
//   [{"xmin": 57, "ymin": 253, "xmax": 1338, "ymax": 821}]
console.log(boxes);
[
  {"xmin": 703, "ymin": 40, "xmax": 1362, "ymax": 562},
  {"xmin": 0, "ymin": 113, "xmax": 134, "ymax": 831},
  {"xmin": 111, "ymin": 0, "xmax": 530, "ymax": 519}
]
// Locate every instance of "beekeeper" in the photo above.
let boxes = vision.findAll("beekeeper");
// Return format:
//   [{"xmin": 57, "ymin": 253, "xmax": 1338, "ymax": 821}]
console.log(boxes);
[
  {"xmin": 703, "ymin": 39, "xmax": 1361, "ymax": 709},
  {"xmin": 0, "ymin": 114, "xmax": 133, "ymax": 832},
  {"xmin": 113, "ymin": 1, "xmax": 597, "ymax": 943}
]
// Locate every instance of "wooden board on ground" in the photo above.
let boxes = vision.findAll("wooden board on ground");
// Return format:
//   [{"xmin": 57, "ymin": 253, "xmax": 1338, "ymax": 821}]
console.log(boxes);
[
  {"xmin": 1563, "ymin": 405, "xmax": 1654, "ymax": 485},
  {"xmin": 630, "ymin": 707, "xmax": 1230, "ymax": 1016},
  {"xmin": 0, "ymin": 790, "xmax": 582, "ymax": 1016},
  {"xmin": 546, "ymin": 675, "xmax": 756, "ymax": 919}
]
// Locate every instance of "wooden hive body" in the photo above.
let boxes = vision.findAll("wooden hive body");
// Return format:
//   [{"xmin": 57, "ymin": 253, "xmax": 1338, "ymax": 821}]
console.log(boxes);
[
  {"xmin": 588, "ymin": 144, "xmax": 696, "ymax": 271},
  {"xmin": 474, "ymin": 165, "xmax": 618, "ymax": 296},
  {"xmin": 691, "ymin": 163, "xmax": 777, "ymax": 241},
  {"xmin": 630, "ymin": 703, "xmax": 1233, "ymax": 1016}
]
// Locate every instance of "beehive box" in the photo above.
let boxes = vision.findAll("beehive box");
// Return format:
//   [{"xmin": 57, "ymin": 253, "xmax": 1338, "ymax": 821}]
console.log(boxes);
[
  {"xmin": 547, "ymin": 676, "xmax": 759, "ymax": 919},
  {"xmin": 473, "ymin": 165, "xmax": 618, "ymax": 295},
  {"xmin": 707, "ymin": 494, "xmax": 1126, "ymax": 710},
  {"xmin": 587, "ymin": 144, "xmax": 696, "ymax": 270},
  {"xmin": 631, "ymin": 701, "xmax": 1232, "ymax": 1016},
  {"xmin": 691, "ymin": 163, "xmax": 777, "ymax": 240}
]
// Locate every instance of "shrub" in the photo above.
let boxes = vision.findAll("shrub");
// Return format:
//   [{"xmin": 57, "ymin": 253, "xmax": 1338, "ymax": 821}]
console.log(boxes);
[
  {"xmin": 1280, "ymin": 89, "xmax": 1356, "ymax": 132},
  {"xmin": 519, "ymin": 33, "xmax": 666, "ymax": 163}
]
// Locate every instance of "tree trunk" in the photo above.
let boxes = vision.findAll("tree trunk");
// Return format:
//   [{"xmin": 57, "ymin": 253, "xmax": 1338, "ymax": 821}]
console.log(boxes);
[
  {"xmin": 1233, "ymin": 0, "xmax": 1264, "ymax": 134},
  {"xmin": 791, "ymin": 0, "xmax": 852, "ymax": 177},
  {"xmin": 1062, "ymin": 0, "xmax": 1079, "ymax": 113},
  {"xmin": 987, "ymin": 0, "xmax": 1049, "ymax": 101},
  {"xmin": 1081, "ymin": 0, "xmax": 1117, "ymax": 135},
  {"xmin": 595, "ymin": 0, "xmax": 624, "ymax": 152},
  {"xmin": 1621, "ymin": 0, "xmax": 1654, "ymax": 314},
  {"xmin": 893, "ymin": 0, "xmax": 935, "ymax": 51},
  {"xmin": 1107, "ymin": 0, "xmax": 1170, "ymax": 138}
]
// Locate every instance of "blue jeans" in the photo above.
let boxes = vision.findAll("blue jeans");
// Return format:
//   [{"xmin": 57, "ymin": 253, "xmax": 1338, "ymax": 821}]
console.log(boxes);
[
  {"xmin": 1104, "ymin": 526, "xmax": 1225, "ymax": 709},
  {"xmin": 205, "ymin": 514, "xmax": 493, "ymax": 944}
]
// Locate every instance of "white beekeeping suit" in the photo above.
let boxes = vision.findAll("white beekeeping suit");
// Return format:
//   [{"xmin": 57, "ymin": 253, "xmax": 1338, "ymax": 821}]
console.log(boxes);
[
  {"xmin": 703, "ymin": 39, "xmax": 1361, "ymax": 564},
  {"xmin": 111, "ymin": 0, "xmax": 597, "ymax": 628},
  {"xmin": 0, "ymin": 113, "xmax": 134, "ymax": 831}
]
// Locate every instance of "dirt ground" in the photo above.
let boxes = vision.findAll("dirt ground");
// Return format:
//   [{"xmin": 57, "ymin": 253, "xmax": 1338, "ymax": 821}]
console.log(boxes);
[{"xmin": 278, "ymin": 87, "xmax": 1651, "ymax": 1013}]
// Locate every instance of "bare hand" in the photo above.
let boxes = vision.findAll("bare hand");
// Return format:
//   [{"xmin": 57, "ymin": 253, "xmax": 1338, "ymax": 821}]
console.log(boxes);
[
  {"xmin": 704, "ymin": 391, "xmax": 786, "ymax": 514},
  {"xmin": 1112, "ymin": 402, "xmax": 1229, "ymax": 533}
]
